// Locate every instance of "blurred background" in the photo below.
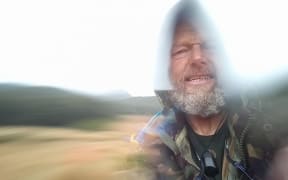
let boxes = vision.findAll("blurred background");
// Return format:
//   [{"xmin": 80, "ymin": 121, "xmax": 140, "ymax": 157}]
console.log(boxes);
[
  {"xmin": 1, "ymin": 0, "xmax": 288, "ymax": 179},
  {"xmin": 0, "ymin": 0, "xmax": 170, "ymax": 179}
]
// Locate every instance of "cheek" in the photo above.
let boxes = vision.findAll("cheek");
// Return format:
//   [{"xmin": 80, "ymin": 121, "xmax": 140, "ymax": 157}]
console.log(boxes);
[
  {"xmin": 169, "ymin": 60, "xmax": 187, "ymax": 83},
  {"xmin": 205, "ymin": 54, "xmax": 218, "ymax": 71}
]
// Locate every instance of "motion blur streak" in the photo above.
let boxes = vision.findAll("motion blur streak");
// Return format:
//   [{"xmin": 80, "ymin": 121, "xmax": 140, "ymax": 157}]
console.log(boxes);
[
  {"xmin": 0, "ymin": 116, "xmax": 151, "ymax": 180},
  {"xmin": 0, "ymin": 85, "xmax": 160, "ymax": 180}
]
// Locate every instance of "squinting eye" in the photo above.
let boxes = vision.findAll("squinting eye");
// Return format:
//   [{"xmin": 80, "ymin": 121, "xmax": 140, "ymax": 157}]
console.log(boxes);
[{"xmin": 172, "ymin": 48, "xmax": 189, "ymax": 59}]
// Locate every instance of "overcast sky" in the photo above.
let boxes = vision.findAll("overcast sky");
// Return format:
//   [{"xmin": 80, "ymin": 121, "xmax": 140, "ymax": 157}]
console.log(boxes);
[{"xmin": 1, "ymin": 0, "xmax": 288, "ymax": 96}]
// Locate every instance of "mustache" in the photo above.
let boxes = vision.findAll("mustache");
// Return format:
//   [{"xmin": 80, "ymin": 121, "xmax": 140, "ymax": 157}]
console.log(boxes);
[{"xmin": 183, "ymin": 66, "xmax": 215, "ymax": 80}]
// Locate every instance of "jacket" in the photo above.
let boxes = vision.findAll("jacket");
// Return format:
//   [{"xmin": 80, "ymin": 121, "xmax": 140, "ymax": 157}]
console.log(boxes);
[{"xmin": 136, "ymin": 97, "xmax": 273, "ymax": 180}]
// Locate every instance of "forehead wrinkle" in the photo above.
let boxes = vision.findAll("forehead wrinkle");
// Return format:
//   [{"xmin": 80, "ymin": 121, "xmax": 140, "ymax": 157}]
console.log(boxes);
[{"xmin": 172, "ymin": 28, "xmax": 202, "ymax": 47}]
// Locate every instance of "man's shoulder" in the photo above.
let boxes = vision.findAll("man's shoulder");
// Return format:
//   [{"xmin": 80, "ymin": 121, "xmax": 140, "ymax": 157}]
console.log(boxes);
[
  {"xmin": 134, "ymin": 111, "xmax": 187, "ymax": 179},
  {"xmin": 136, "ymin": 111, "xmax": 178, "ymax": 146}
]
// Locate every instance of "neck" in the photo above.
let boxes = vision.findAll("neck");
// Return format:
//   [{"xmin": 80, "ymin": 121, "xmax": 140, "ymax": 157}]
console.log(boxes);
[{"xmin": 186, "ymin": 111, "xmax": 225, "ymax": 136}]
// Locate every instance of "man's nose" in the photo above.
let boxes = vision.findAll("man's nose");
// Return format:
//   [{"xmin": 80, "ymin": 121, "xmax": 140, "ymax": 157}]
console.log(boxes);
[{"xmin": 191, "ymin": 44, "xmax": 203, "ymax": 62}]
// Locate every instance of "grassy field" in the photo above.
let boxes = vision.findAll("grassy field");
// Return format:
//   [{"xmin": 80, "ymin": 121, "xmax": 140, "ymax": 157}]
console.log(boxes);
[{"xmin": 0, "ymin": 115, "xmax": 152, "ymax": 180}]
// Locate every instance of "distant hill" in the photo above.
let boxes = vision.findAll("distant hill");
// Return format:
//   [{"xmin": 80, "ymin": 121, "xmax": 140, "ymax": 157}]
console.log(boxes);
[
  {"xmin": 97, "ymin": 90, "xmax": 132, "ymax": 100},
  {"xmin": 0, "ymin": 83, "xmax": 161, "ymax": 126},
  {"xmin": 109, "ymin": 96, "xmax": 160, "ymax": 115}
]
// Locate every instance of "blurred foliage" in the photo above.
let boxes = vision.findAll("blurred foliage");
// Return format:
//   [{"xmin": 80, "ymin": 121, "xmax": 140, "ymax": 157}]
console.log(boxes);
[{"xmin": 0, "ymin": 84, "xmax": 160, "ymax": 126}]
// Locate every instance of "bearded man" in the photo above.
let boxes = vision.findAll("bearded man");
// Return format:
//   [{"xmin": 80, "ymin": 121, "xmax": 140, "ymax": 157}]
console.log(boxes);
[{"xmin": 136, "ymin": 0, "xmax": 273, "ymax": 179}]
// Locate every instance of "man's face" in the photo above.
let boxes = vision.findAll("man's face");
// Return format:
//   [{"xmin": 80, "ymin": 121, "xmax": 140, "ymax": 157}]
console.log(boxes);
[
  {"xmin": 169, "ymin": 22, "xmax": 225, "ymax": 117},
  {"xmin": 170, "ymin": 23, "xmax": 217, "ymax": 93}
]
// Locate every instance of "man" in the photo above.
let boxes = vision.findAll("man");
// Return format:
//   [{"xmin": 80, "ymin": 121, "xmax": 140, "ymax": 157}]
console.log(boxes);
[{"xmin": 136, "ymin": 0, "xmax": 273, "ymax": 179}]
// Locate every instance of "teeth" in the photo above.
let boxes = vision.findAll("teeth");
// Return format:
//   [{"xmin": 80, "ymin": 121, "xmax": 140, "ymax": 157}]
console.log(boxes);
[{"xmin": 188, "ymin": 76, "xmax": 211, "ymax": 81}]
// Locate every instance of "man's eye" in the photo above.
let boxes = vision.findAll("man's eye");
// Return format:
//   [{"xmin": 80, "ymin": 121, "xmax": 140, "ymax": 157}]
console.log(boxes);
[{"xmin": 172, "ymin": 48, "xmax": 189, "ymax": 58}]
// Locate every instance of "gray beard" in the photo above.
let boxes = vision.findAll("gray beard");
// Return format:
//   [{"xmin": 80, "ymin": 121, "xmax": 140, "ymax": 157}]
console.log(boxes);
[{"xmin": 169, "ymin": 87, "xmax": 226, "ymax": 117}]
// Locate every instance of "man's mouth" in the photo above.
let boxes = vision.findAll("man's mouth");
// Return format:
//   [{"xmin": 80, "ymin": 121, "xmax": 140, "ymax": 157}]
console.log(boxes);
[{"xmin": 184, "ymin": 75, "xmax": 214, "ymax": 85}]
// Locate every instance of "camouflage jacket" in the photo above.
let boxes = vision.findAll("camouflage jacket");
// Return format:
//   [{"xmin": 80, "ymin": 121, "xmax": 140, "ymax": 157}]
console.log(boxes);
[{"xmin": 136, "ymin": 105, "xmax": 273, "ymax": 180}]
